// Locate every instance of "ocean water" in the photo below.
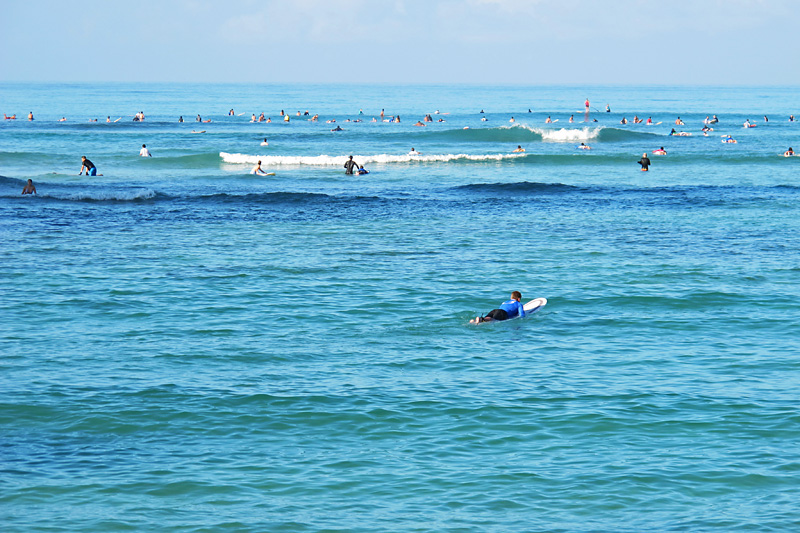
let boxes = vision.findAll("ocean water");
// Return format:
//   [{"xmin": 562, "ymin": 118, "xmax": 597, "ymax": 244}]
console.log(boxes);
[{"xmin": 1, "ymin": 83, "xmax": 800, "ymax": 532}]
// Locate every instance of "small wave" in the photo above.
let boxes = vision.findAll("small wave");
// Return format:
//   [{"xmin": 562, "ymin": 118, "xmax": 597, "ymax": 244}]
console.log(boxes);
[
  {"xmin": 453, "ymin": 181, "xmax": 583, "ymax": 195},
  {"xmin": 219, "ymin": 152, "xmax": 525, "ymax": 166},
  {"xmin": 45, "ymin": 189, "xmax": 158, "ymax": 202}
]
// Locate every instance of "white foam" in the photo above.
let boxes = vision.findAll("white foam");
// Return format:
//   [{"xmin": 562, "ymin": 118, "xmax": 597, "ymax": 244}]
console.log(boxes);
[
  {"xmin": 513, "ymin": 125, "xmax": 603, "ymax": 142},
  {"xmin": 51, "ymin": 189, "xmax": 157, "ymax": 201},
  {"xmin": 220, "ymin": 152, "xmax": 525, "ymax": 166}
]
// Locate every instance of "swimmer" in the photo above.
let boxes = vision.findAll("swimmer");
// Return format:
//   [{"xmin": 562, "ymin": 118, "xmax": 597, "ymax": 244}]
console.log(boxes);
[
  {"xmin": 438, "ymin": 118, "xmax": 445, "ymax": 122},
  {"xmin": 58, "ymin": 117, "xmax": 66, "ymax": 122},
  {"xmin": 470, "ymin": 291, "xmax": 526, "ymax": 324},
  {"xmin": 414, "ymin": 121, "xmax": 426, "ymax": 127},
  {"xmin": 652, "ymin": 147, "xmax": 667, "ymax": 155},
  {"xmin": 260, "ymin": 138, "xmax": 269, "ymax": 146},
  {"xmin": 344, "ymin": 155, "xmax": 359, "ymax": 175},
  {"xmin": 178, "ymin": 116, "xmax": 184, "ymax": 122},
  {"xmin": 139, "ymin": 144, "xmax": 152, "ymax": 157},
  {"xmin": 4, "ymin": 114, "xmax": 17, "ymax": 119},
  {"xmin": 408, "ymin": 148, "xmax": 422, "ymax": 156},
  {"xmin": 512, "ymin": 145, "xmax": 525, "ymax": 153},
  {"xmin": 21, "ymin": 179, "xmax": 36, "ymax": 195},
  {"xmin": 568, "ymin": 115, "xmax": 574, "ymax": 123},
  {"xmin": 28, "ymin": 112, "xmax": 34, "ymax": 121},
  {"xmin": 578, "ymin": 143, "xmax": 591, "ymax": 150},
  {"xmin": 783, "ymin": 147, "xmax": 795, "ymax": 157},
  {"xmin": 620, "ymin": 117, "xmax": 628, "ymax": 124},
  {"xmin": 638, "ymin": 153, "xmax": 651, "ymax": 171},
  {"xmin": 251, "ymin": 160, "xmax": 268, "ymax": 175}
]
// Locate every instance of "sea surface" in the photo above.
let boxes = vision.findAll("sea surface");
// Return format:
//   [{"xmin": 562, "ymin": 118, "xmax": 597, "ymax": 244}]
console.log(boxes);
[{"xmin": 1, "ymin": 83, "xmax": 800, "ymax": 532}]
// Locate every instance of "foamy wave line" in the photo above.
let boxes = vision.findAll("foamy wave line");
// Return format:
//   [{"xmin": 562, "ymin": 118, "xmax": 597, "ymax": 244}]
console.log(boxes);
[
  {"xmin": 220, "ymin": 152, "xmax": 525, "ymax": 166},
  {"xmin": 512, "ymin": 125, "xmax": 603, "ymax": 142},
  {"xmin": 48, "ymin": 189, "xmax": 157, "ymax": 201}
]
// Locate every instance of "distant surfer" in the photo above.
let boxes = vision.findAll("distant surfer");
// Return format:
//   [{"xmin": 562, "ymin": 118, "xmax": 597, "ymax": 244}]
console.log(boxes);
[
  {"xmin": 261, "ymin": 138, "xmax": 269, "ymax": 146},
  {"xmin": 652, "ymin": 147, "xmax": 667, "ymax": 155},
  {"xmin": 585, "ymin": 99, "xmax": 590, "ymax": 110},
  {"xmin": 722, "ymin": 135, "xmax": 737, "ymax": 143},
  {"xmin": 512, "ymin": 145, "xmax": 525, "ymax": 152},
  {"xmin": 545, "ymin": 116, "xmax": 552, "ymax": 123},
  {"xmin": 344, "ymin": 155, "xmax": 359, "ymax": 174},
  {"xmin": 470, "ymin": 291, "xmax": 526, "ymax": 324},
  {"xmin": 28, "ymin": 112, "xmax": 34, "ymax": 121},
  {"xmin": 22, "ymin": 179, "xmax": 37, "ymax": 195},
  {"xmin": 509, "ymin": 117, "xmax": 515, "ymax": 123},
  {"xmin": 784, "ymin": 147, "xmax": 795, "ymax": 157},
  {"xmin": 578, "ymin": 143, "xmax": 591, "ymax": 150},
  {"xmin": 675, "ymin": 117, "xmax": 685, "ymax": 125},
  {"xmin": 251, "ymin": 160, "xmax": 268, "ymax": 175},
  {"xmin": 408, "ymin": 148, "xmax": 422, "ymax": 156},
  {"xmin": 414, "ymin": 121, "xmax": 426, "ymax": 127},
  {"xmin": 139, "ymin": 144, "xmax": 152, "ymax": 157},
  {"xmin": 569, "ymin": 115, "xmax": 574, "ymax": 123},
  {"xmin": 356, "ymin": 166, "xmax": 369, "ymax": 175},
  {"xmin": 331, "ymin": 125, "xmax": 343, "ymax": 131},
  {"xmin": 638, "ymin": 153, "xmax": 651, "ymax": 171},
  {"xmin": 605, "ymin": 104, "xmax": 611, "ymax": 113},
  {"xmin": 79, "ymin": 156, "xmax": 101, "ymax": 176}
]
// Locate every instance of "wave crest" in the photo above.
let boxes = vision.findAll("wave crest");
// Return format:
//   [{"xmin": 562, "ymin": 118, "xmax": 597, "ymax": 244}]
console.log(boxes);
[{"xmin": 220, "ymin": 152, "xmax": 525, "ymax": 166}]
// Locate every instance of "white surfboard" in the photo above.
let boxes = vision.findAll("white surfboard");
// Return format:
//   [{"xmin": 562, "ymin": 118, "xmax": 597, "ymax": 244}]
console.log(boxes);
[{"xmin": 523, "ymin": 298, "xmax": 547, "ymax": 314}]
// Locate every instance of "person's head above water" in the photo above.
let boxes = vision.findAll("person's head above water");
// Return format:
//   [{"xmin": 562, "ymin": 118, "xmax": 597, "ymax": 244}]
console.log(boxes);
[{"xmin": 511, "ymin": 291, "xmax": 521, "ymax": 300}]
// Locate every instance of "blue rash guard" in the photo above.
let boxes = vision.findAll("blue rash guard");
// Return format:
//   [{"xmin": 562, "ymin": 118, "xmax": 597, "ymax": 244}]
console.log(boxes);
[{"xmin": 499, "ymin": 299, "xmax": 525, "ymax": 319}]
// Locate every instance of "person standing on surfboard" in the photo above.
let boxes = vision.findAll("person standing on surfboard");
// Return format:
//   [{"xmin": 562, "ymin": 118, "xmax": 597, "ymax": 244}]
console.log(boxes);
[{"xmin": 471, "ymin": 291, "xmax": 526, "ymax": 324}]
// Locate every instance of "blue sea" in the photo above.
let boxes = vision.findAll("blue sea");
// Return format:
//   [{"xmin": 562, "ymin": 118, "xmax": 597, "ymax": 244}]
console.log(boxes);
[{"xmin": 2, "ymin": 83, "xmax": 800, "ymax": 531}]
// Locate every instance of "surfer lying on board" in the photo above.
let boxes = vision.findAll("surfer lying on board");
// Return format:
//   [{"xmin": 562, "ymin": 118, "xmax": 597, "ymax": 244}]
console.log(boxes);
[{"xmin": 470, "ymin": 291, "xmax": 526, "ymax": 324}]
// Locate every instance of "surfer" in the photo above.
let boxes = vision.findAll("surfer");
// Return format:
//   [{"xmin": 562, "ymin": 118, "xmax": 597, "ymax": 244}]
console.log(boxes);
[
  {"xmin": 331, "ymin": 125, "xmax": 343, "ymax": 131},
  {"xmin": 606, "ymin": 104, "xmax": 611, "ymax": 113},
  {"xmin": 344, "ymin": 155, "xmax": 359, "ymax": 174},
  {"xmin": 252, "ymin": 160, "xmax": 268, "ymax": 175},
  {"xmin": 470, "ymin": 291, "xmax": 526, "ymax": 324},
  {"xmin": 545, "ymin": 116, "xmax": 552, "ymax": 123},
  {"xmin": 722, "ymin": 135, "xmax": 737, "ymax": 143},
  {"xmin": 652, "ymin": 147, "xmax": 667, "ymax": 155},
  {"xmin": 139, "ymin": 144, "xmax": 152, "ymax": 157},
  {"xmin": 28, "ymin": 112, "xmax": 34, "ymax": 121},
  {"xmin": 79, "ymin": 156, "xmax": 101, "ymax": 176},
  {"xmin": 512, "ymin": 145, "xmax": 525, "ymax": 152},
  {"xmin": 675, "ymin": 117, "xmax": 685, "ymax": 125},
  {"xmin": 261, "ymin": 138, "xmax": 269, "ymax": 146},
  {"xmin": 408, "ymin": 148, "xmax": 422, "ymax": 156},
  {"xmin": 638, "ymin": 153, "xmax": 651, "ymax": 171},
  {"xmin": 356, "ymin": 166, "xmax": 369, "ymax": 175},
  {"xmin": 578, "ymin": 143, "xmax": 591, "ymax": 150},
  {"xmin": 784, "ymin": 147, "xmax": 795, "ymax": 157},
  {"xmin": 21, "ymin": 179, "xmax": 36, "ymax": 195},
  {"xmin": 569, "ymin": 115, "xmax": 574, "ymax": 123}
]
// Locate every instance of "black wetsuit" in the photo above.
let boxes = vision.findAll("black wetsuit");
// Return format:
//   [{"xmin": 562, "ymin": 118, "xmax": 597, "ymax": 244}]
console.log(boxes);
[
  {"xmin": 344, "ymin": 159, "xmax": 359, "ymax": 174},
  {"xmin": 638, "ymin": 156, "xmax": 651, "ymax": 171}
]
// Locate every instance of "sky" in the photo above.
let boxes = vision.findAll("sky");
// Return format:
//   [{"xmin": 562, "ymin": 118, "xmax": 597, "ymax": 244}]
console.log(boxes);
[{"xmin": 2, "ymin": 0, "xmax": 798, "ymax": 85}]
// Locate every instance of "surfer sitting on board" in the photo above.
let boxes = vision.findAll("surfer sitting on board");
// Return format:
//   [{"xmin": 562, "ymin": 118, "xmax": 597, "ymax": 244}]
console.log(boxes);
[{"xmin": 470, "ymin": 291, "xmax": 526, "ymax": 324}]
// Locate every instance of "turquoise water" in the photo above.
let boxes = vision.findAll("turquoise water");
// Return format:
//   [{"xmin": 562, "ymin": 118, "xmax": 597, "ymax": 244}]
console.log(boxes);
[{"xmin": 2, "ymin": 83, "xmax": 800, "ymax": 531}]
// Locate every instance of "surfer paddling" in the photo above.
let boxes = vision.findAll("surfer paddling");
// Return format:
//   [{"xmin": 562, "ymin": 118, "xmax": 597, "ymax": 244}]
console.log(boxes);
[{"xmin": 470, "ymin": 291, "xmax": 526, "ymax": 324}]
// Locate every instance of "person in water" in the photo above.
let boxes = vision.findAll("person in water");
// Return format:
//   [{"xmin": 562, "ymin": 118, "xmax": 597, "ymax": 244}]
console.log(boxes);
[
  {"xmin": 784, "ymin": 147, "xmax": 795, "ymax": 157},
  {"xmin": 512, "ymin": 145, "xmax": 525, "ymax": 152},
  {"xmin": 22, "ymin": 179, "xmax": 37, "ymax": 195},
  {"xmin": 653, "ymin": 147, "xmax": 667, "ymax": 155},
  {"xmin": 638, "ymin": 153, "xmax": 651, "ymax": 171},
  {"xmin": 470, "ymin": 291, "xmax": 526, "ymax": 324},
  {"xmin": 79, "ymin": 156, "xmax": 101, "ymax": 176},
  {"xmin": 261, "ymin": 138, "xmax": 269, "ymax": 146},
  {"xmin": 252, "ymin": 160, "xmax": 268, "ymax": 175},
  {"xmin": 356, "ymin": 165, "xmax": 369, "ymax": 175},
  {"xmin": 28, "ymin": 112, "xmax": 34, "ymax": 121},
  {"xmin": 344, "ymin": 155, "xmax": 359, "ymax": 174},
  {"xmin": 578, "ymin": 143, "xmax": 590, "ymax": 150},
  {"xmin": 408, "ymin": 148, "xmax": 421, "ymax": 156},
  {"xmin": 139, "ymin": 144, "xmax": 152, "ymax": 157}
]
